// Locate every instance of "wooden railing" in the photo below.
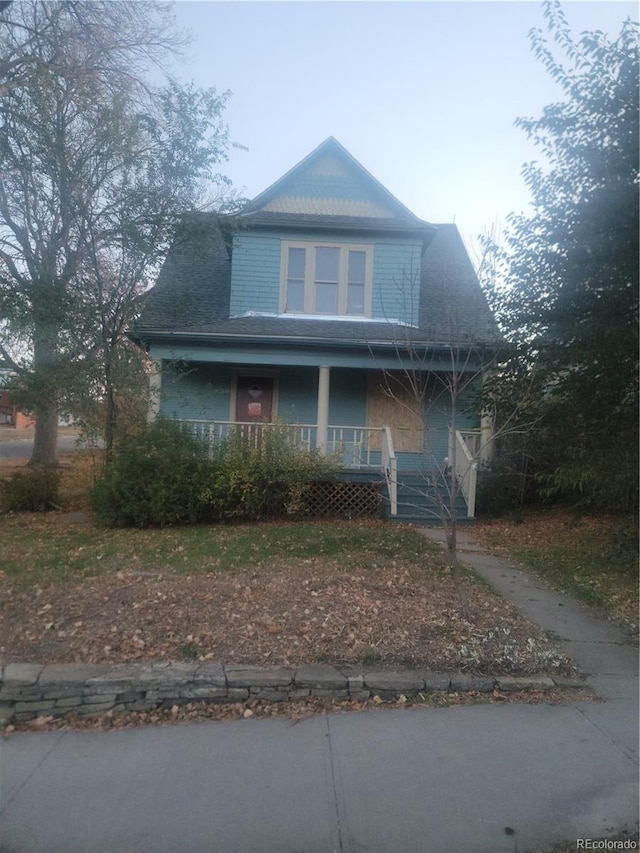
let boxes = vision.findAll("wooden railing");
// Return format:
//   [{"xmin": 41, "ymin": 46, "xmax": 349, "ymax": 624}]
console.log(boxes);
[
  {"xmin": 179, "ymin": 420, "xmax": 385, "ymax": 471},
  {"xmin": 449, "ymin": 428, "xmax": 480, "ymax": 518},
  {"xmin": 381, "ymin": 426, "xmax": 398, "ymax": 516},
  {"xmin": 326, "ymin": 425, "xmax": 385, "ymax": 468},
  {"xmin": 183, "ymin": 420, "xmax": 315, "ymax": 451}
]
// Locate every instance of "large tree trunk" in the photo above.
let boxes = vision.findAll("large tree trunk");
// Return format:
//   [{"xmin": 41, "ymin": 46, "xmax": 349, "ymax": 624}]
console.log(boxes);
[
  {"xmin": 104, "ymin": 358, "xmax": 117, "ymax": 463},
  {"xmin": 29, "ymin": 304, "xmax": 60, "ymax": 467},
  {"xmin": 30, "ymin": 404, "xmax": 59, "ymax": 466}
]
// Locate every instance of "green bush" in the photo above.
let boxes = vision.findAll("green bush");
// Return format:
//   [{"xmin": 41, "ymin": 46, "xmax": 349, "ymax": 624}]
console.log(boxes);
[
  {"xmin": 1, "ymin": 466, "xmax": 61, "ymax": 512},
  {"xmin": 475, "ymin": 455, "xmax": 537, "ymax": 516},
  {"xmin": 210, "ymin": 425, "xmax": 335, "ymax": 521},
  {"xmin": 91, "ymin": 419, "xmax": 216, "ymax": 527},
  {"xmin": 91, "ymin": 419, "xmax": 336, "ymax": 528}
]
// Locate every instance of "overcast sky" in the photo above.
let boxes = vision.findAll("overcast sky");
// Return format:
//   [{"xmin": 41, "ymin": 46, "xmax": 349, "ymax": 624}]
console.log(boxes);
[{"xmin": 170, "ymin": 0, "xmax": 636, "ymax": 259}]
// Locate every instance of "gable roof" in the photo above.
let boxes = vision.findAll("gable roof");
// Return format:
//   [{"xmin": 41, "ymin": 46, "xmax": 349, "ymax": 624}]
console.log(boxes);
[
  {"xmin": 133, "ymin": 217, "xmax": 498, "ymax": 349},
  {"xmin": 240, "ymin": 137, "xmax": 434, "ymax": 235},
  {"xmin": 133, "ymin": 138, "xmax": 498, "ymax": 350}
]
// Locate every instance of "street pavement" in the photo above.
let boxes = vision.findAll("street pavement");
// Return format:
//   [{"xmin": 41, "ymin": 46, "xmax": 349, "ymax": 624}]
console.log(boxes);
[
  {"xmin": 0, "ymin": 430, "xmax": 81, "ymax": 462},
  {"xmin": 1, "ymin": 530, "xmax": 638, "ymax": 853}
]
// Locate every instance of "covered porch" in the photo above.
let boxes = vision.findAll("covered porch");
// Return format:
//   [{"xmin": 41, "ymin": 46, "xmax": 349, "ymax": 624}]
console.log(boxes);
[{"xmin": 149, "ymin": 358, "xmax": 487, "ymax": 521}]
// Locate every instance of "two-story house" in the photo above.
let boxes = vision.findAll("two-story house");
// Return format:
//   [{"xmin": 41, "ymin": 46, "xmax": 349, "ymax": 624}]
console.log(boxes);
[{"xmin": 131, "ymin": 138, "xmax": 498, "ymax": 521}]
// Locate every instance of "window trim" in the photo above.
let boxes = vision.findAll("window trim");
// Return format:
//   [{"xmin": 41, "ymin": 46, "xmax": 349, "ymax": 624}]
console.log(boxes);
[{"xmin": 280, "ymin": 240, "xmax": 373, "ymax": 317}]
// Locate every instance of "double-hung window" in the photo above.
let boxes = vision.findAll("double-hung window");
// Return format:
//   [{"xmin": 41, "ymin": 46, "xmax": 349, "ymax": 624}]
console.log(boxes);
[{"xmin": 281, "ymin": 241, "xmax": 373, "ymax": 316}]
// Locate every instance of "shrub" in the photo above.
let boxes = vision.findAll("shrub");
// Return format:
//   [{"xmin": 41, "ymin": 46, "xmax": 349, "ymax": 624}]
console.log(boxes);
[
  {"xmin": 209, "ymin": 425, "xmax": 335, "ymax": 521},
  {"xmin": 1, "ymin": 466, "xmax": 61, "ymax": 512},
  {"xmin": 91, "ymin": 419, "xmax": 337, "ymax": 527},
  {"xmin": 475, "ymin": 456, "xmax": 535, "ymax": 516},
  {"xmin": 91, "ymin": 419, "xmax": 216, "ymax": 527}
]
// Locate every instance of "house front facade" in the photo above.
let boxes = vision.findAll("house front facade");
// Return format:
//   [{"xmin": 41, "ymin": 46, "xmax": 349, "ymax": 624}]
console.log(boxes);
[{"xmin": 132, "ymin": 138, "xmax": 498, "ymax": 521}]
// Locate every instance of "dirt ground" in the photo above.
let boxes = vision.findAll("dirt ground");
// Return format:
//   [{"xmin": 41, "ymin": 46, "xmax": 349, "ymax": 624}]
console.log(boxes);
[{"xmin": 0, "ymin": 548, "xmax": 575, "ymax": 676}]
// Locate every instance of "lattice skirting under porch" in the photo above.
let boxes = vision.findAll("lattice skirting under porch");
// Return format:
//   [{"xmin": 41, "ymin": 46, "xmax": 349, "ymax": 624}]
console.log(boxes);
[{"xmin": 304, "ymin": 480, "xmax": 384, "ymax": 519}]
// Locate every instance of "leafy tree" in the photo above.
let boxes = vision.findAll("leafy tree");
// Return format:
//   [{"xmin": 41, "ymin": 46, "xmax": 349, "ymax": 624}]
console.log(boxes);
[
  {"xmin": 0, "ymin": 2, "xmax": 239, "ymax": 464},
  {"xmin": 486, "ymin": 2, "xmax": 639, "ymax": 511}
]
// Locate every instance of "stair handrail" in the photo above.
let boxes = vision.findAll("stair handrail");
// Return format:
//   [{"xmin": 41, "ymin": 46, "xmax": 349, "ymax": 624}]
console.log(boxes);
[
  {"xmin": 382, "ymin": 426, "xmax": 398, "ymax": 516},
  {"xmin": 452, "ymin": 428, "xmax": 477, "ymax": 518}
]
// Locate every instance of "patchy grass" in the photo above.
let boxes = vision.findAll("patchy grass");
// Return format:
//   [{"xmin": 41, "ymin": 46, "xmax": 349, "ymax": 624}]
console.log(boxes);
[
  {"xmin": 0, "ymin": 513, "xmax": 433, "ymax": 586},
  {"xmin": 2, "ymin": 447, "xmax": 432, "ymax": 583},
  {"xmin": 473, "ymin": 512, "xmax": 639, "ymax": 636}
]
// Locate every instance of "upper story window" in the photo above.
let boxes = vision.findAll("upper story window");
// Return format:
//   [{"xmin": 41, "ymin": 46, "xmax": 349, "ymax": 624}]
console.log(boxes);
[{"xmin": 281, "ymin": 241, "xmax": 373, "ymax": 316}]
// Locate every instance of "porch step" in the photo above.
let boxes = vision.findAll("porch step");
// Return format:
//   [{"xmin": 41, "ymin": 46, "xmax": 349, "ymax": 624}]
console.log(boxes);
[{"xmin": 386, "ymin": 472, "xmax": 471, "ymax": 526}]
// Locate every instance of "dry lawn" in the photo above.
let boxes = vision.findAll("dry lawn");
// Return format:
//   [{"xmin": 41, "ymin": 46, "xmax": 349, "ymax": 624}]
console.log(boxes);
[{"xmin": 0, "ymin": 514, "xmax": 574, "ymax": 676}]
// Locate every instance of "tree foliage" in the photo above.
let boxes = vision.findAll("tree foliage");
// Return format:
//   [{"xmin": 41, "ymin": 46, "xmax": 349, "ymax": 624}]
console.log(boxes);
[
  {"xmin": 484, "ymin": 2, "xmax": 639, "ymax": 512},
  {"xmin": 0, "ymin": 1, "xmax": 239, "ymax": 463}
]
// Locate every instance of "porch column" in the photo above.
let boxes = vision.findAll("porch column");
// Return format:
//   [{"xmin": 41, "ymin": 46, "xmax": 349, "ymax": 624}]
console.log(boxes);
[
  {"xmin": 479, "ymin": 371, "xmax": 495, "ymax": 463},
  {"xmin": 480, "ymin": 409, "xmax": 494, "ymax": 463},
  {"xmin": 147, "ymin": 359, "xmax": 162, "ymax": 422},
  {"xmin": 316, "ymin": 365, "xmax": 331, "ymax": 455}
]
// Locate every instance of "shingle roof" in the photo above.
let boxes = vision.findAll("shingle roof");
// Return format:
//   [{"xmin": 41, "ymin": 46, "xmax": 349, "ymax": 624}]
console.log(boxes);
[
  {"xmin": 418, "ymin": 225, "xmax": 498, "ymax": 344},
  {"xmin": 135, "ymin": 214, "xmax": 231, "ymax": 334},
  {"xmin": 133, "ymin": 137, "xmax": 497, "ymax": 349},
  {"xmin": 133, "ymin": 217, "xmax": 498, "ymax": 349}
]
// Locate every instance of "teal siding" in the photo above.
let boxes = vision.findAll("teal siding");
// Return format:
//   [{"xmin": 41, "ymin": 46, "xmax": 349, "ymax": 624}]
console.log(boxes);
[
  {"xmin": 277, "ymin": 367, "xmax": 318, "ymax": 424},
  {"xmin": 424, "ymin": 376, "xmax": 481, "ymax": 465},
  {"xmin": 328, "ymin": 369, "xmax": 367, "ymax": 425},
  {"xmin": 160, "ymin": 363, "xmax": 232, "ymax": 421},
  {"xmin": 230, "ymin": 233, "xmax": 281, "ymax": 315},
  {"xmin": 372, "ymin": 241, "xmax": 423, "ymax": 325},
  {"xmin": 228, "ymin": 230, "xmax": 424, "ymax": 326},
  {"xmin": 425, "ymin": 398, "xmax": 449, "ymax": 466},
  {"xmin": 279, "ymin": 367, "xmax": 367, "ymax": 426},
  {"xmin": 159, "ymin": 363, "xmax": 368, "ymax": 429}
]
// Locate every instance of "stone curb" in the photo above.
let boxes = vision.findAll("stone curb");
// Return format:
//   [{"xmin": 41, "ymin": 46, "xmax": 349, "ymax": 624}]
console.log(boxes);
[{"xmin": 0, "ymin": 662, "xmax": 592, "ymax": 723}]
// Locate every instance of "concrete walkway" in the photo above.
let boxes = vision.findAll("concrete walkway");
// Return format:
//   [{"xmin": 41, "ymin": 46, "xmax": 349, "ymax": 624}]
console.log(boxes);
[
  {"xmin": 419, "ymin": 527, "xmax": 639, "ymax": 702},
  {"xmin": 1, "ymin": 530, "xmax": 638, "ymax": 853}
]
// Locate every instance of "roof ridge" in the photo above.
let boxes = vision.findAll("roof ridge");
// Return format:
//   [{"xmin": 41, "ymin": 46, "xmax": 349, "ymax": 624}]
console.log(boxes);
[{"xmin": 241, "ymin": 138, "xmax": 434, "ymax": 229}]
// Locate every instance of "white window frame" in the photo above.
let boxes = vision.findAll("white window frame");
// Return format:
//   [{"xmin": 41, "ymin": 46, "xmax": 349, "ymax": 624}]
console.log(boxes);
[{"xmin": 280, "ymin": 240, "xmax": 373, "ymax": 317}]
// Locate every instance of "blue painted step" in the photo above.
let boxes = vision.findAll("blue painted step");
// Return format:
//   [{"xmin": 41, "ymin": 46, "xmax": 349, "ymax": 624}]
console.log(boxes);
[{"xmin": 385, "ymin": 472, "xmax": 471, "ymax": 525}]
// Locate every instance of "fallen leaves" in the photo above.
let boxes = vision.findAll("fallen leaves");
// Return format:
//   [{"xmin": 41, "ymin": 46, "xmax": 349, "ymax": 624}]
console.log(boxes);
[
  {"xmin": 2, "ymin": 687, "xmax": 598, "ymax": 735},
  {"xmin": 0, "ymin": 556, "xmax": 575, "ymax": 675}
]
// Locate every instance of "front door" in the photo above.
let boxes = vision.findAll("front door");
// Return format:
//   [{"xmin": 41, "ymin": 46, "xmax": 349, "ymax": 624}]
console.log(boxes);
[{"xmin": 235, "ymin": 375, "xmax": 274, "ymax": 423}]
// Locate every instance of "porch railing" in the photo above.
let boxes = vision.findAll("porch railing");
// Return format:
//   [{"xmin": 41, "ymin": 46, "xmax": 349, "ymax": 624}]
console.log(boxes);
[
  {"xmin": 449, "ymin": 428, "xmax": 480, "ymax": 518},
  {"xmin": 179, "ymin": 419, "xmax": 477, "ymax": 519},
  {"xmin": 179, "ymin": 420, "xmax": 385, "ymax": 471},
  {"xmin": 183, "ymin": 420, "xmax": 315, "ymax": 452},
  {"xmin": 326, "ymin": 425, "xmax": 385, "ymax": 468}
]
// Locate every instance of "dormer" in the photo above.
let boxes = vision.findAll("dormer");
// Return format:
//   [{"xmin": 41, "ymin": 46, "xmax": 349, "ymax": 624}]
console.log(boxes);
[{"xmin": 229, "ymin": 138, "xmax": 434, "ymax": 325}]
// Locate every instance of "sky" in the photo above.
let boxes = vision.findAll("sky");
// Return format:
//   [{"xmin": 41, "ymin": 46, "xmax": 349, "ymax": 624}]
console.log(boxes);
[{"xmin": 169, "ymin": 0, "xmax": 637, "ymax": 260}]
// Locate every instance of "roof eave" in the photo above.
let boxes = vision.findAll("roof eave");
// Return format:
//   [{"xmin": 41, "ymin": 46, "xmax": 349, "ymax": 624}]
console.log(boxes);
[
  {"xmin": 238, "ymin": 216, "xmax": 436, "ymax": 238},
  {"xmin": 128, "ymin": 328, "xmax": 495, "ymax": 352}
]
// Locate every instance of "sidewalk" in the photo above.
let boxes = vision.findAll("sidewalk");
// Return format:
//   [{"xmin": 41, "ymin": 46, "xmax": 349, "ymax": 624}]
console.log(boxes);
[
  {"xmin": 418, "ymin": 527, "xmax": 639, "ymax": 701},
  {"xmin": 1, "ymin": 529, "xmax": 638, "ymax": 853}
]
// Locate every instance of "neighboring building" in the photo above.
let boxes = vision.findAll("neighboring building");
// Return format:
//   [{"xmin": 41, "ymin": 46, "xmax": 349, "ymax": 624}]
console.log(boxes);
[
  {"xmin": 131, "ymin": 138, "xmax": 498, "ymax": 521},
  {"xmin": 0, "ymin": 363, "xmax": 34, "ymax": 428}
]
